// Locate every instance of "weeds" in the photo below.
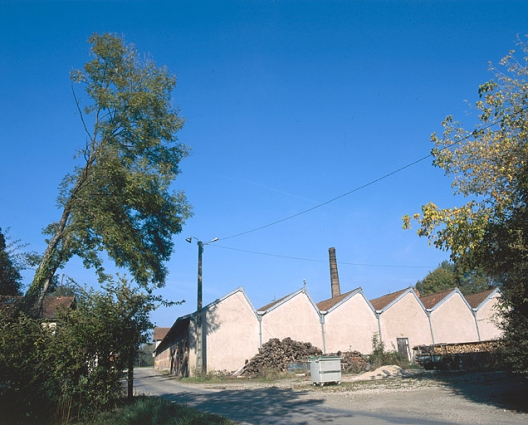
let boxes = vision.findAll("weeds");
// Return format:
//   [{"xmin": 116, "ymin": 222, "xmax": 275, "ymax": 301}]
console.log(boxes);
[
  {"xmin": 369, "ymin": 334, "xmax": 408, "ymax": 368},
  {"xmin": 78, "ymin": 396, "xmax": 234, "ymax": 425}
]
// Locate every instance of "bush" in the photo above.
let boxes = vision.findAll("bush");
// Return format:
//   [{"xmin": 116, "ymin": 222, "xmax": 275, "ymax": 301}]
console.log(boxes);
[
  {"xmin": 81, "ymin": 396, "xmax": 233, "ymax": 425},
  {"xmin": 369, "ymin": 334, "xmax": 407, "ymax": 368}
]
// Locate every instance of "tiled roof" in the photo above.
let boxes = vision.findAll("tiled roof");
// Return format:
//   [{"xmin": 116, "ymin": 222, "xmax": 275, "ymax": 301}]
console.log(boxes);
[
  {"xmin": 258, "ymin": 293, "xmax": 291, "ymax": 312},
  {"xmin": 0, "ymin": 295, "xmax": 23, "ymax": 313},
  {"xmin": 420, "ymin": 288, "xmax": 456, "ymax": 309},
  {"xmin": 153, "ymin": 327, "xmax": 170, "ymax": 341},
  {"xmin": 0, "ymin": 296, "xmax": 75, "ymax": 319},
  {"xmin": 41, "ymin": 296, "xmax": 75, "ymax": 320},
  {"xmin": 155, "ymin": 316, "xmax": 191, "ymax": 354},
  {"xmin": 465, "ymin": 287, "xmax": 497, "ymax": 309},
  {"xmin": 369, "ymin": 288, "xmax": 409, "ymax": 311},
  {"xmin": 316, "ymin": 290, "xmax": 357, "ymax": 312}
]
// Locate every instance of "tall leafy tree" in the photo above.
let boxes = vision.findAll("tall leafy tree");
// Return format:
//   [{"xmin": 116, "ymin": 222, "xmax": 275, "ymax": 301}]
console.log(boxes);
[
  {"xmin": 416, "ymin": 259, "xmax": 492, "ymax": 296},
  {"xmin": 404, "ymin": 37, "xmax": 528, "ymax": 373},
  {"xmin": 27, "ymin": 34, "xmax": 192, "ymax": 314},
  {"xmin": 416, "ymin": 261, "xmax": 456, "ymax": 296},
  {"xmin": 0, "ymin": 228, "xmax": 23, "ymax": 296}
]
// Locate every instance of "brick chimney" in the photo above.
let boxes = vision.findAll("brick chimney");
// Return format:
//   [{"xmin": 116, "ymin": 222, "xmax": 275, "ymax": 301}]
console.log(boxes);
[{"xmin": 329, "ymin": 247, "xmax": 341, "ymax": 298}]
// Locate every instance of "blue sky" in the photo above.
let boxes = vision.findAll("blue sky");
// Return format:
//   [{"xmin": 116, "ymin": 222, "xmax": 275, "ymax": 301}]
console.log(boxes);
[{"xmin": 1, "ymin": 1, "xmax": 527, "ymax": 326}]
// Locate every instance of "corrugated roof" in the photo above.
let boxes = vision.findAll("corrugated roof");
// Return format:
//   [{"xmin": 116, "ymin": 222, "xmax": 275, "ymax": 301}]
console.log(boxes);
[
  {"xmin": 316, "ymin": 289, "xmax": 357, "ymax": 312},
  {"xmin": 369, "ymin": 288, "xmax": 408, "ymax": 311},
  {"xmin": 153, "ymin": 327, "xmax": 170, "ymax": 341},
  {"xmin": 419, "ymin": 288, "xmax": 456, "ymax": 309},
  {"xmin": 465, "ymin": 287, "xmax": 497, "ymax": 309}
]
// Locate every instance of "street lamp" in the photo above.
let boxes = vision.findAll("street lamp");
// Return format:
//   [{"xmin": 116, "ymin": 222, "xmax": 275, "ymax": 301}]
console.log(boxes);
[{"xmin": 186, "ymin": 236, "xmax": 218, "ymax": 375}]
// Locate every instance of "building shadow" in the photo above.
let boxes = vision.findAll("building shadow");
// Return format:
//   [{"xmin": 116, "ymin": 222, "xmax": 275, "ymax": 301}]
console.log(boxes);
[{"xmin": 411, "ymin": 370, "xmax": 528, "ymax": 413}]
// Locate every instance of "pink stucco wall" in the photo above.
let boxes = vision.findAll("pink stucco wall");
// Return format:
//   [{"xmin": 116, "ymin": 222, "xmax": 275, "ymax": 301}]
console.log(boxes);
[
  {"xmin": 203, "ymin": 290, "xmax": 260, "ymax": 372},
  {"xmin": 476, "ymin": 293, "xmax": 503, "ymax": 340},
  {"xmin": 429, "ymin": 293, "xmax": 479, "ymax": 343},
  {"xmin": 323, "ymin": 293, "xmax": 378, "ymax": 354},
  {"xmin": 379, "ymin": 291, "xmax": 433, "ymax": 350},
  {"xmin": 260, "ymin": 291, "xmax": 323, "ymax": 349}
]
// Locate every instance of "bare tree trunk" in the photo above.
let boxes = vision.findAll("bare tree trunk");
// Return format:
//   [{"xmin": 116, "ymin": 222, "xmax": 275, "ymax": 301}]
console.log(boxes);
[
  {"xmin": 31, "ymin": 209, "xmax": 71, "ymax": 313},
  {"xmin": 27, "ymin": 152, "xmax": 94, "ymax": 316},
  {"xmin": 128, "ymin": 357, "xmax": 134, "ymax": 400}
]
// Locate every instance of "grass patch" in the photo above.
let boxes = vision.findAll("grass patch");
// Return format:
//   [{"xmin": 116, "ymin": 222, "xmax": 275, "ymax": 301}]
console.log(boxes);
[{"xmin": 78, "ymin": 396, "xmax": 234, "ymax": 425}]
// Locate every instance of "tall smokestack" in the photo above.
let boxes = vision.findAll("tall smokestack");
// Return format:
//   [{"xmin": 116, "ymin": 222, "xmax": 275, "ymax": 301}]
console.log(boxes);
[{"xmin": 329, "ymin": 247, "xmax": 341, "ymax": 298}]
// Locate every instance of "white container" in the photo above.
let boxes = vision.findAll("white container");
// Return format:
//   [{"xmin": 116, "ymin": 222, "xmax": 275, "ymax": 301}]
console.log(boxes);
[{"xmin": 309, "ymin": 356, "xmax": 341, "ymax": 386}]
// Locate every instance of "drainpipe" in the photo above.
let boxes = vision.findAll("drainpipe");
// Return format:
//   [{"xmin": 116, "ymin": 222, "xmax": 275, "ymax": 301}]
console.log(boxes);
[
  {"xmin": 472, "ymin": 309, "xmax": 482, "ymax": 342},
  {"xmin": 376, "ymin": 312, "xmax": 383, "ymax": 344},
  {"xmin": 257, "ymin": 314, "xmax": 263, "ymax": 347},
  {"xmin": 320, "ymin": 313, "xmax": 327, "ymax": 354},
  {"xmin": 427, "ymin": 310, "xmax": 435, "ymax": 345}
]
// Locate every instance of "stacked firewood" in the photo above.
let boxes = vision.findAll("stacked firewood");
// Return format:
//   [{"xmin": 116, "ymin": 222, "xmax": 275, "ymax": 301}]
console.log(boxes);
[
  {"xmin": 418, "ymin": 340, "xmax": 500, "ymax": 355},
  {"xmin": 240, "ymin": 337, "xmax": 322, "ymax": 376},
  {"xmin": 238, "ymin": 337, "xmax": 373, "ymax": 376},
  {"xmin": 329, "ymin": 350, "xmax": 370, "ymax": 373}
]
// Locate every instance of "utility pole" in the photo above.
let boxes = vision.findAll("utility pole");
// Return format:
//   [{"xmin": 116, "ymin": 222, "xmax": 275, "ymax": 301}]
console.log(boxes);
[
  {"xmin": 196, "ymin": 240, "xmax": 204, "ymax": 375},
  {"xmin": 186, "ymin": 236, "xmax": 218, "ymax": 376}
]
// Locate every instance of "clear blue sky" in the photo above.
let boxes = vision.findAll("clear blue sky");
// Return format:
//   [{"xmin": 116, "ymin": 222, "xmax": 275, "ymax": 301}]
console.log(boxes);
[{"xmin": 1, "ymin": 1, "xmax": 527, "ymax": 326}]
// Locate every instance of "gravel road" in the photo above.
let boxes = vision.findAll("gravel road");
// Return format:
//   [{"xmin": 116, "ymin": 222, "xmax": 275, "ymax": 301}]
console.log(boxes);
[{"xmin": 133, "ymin": 367, "xmax": 527, "ymax": 425}]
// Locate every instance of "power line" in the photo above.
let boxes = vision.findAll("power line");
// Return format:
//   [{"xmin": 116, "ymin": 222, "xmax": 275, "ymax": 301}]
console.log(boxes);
[
  {"xmin": 218, "ymin": 112, "xmax": 516, "ymax": 242},
  {"xmin": 218, "ymin": 154, "xmax": 431, "ymax": 241},
  {"xmin": 212, "ymin": 244, "xmax": 435, "ymax": 268}
]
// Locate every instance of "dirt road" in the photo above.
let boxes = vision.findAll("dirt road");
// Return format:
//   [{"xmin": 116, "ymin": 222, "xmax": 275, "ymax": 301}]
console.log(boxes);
[{"xmin": 133, "ymin": 367, "xmax": 527, "ymax": 425}]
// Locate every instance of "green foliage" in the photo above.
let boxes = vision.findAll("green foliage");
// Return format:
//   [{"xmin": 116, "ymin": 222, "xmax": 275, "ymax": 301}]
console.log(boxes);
[
  {"xmin": 0, "ymin": 228, "xmax": 22, "ymax": 296},
  {"xmin": 404, "ymin": 36, "xmax": 528, "ymax": 374},
  {"xmin": 0, "ymin": 310, "xmax": 56, "ymax": 421},
  {"xmin": 81, "ymin": 396, "xmax": 234, "ymax": 425},
  {"xmin": 369, "ymin": 334, "xmax": 407, "ymax": 368},
  {"xmin": 28, "ymin": 33, "xmax": 192, "ymax": 310},
  {"xmin": 416, "ymin": 259, "xmax": 493, "ymax": 296},
  {"xmin": 0, "ymin": 274, "xmax": 176, "ymax": 423},
  {"xmin": 416, "ymin": 260, "xmax": 456, "ymax": 296},
  {"xmin": 0, "ymin": 227, "xmax": 36, "ymax": 296}
]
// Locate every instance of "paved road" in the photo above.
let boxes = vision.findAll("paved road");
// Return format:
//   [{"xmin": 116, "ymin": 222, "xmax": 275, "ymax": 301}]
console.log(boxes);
[{"xmin": 133, "ymin": 367, "xmax": 527, "ymax": 425}]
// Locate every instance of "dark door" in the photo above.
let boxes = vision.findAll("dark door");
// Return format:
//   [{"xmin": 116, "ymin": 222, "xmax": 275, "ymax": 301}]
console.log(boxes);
[{"xmin": 397, "ymin": 337, "xmax": 411, "ymax": 361}]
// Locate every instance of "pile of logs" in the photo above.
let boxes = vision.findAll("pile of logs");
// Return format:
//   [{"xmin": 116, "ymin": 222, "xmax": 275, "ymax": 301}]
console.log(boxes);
[
  {"xmin": 329, "ymin": 350, "xmax": 370, "ymax": 373},
  {"xmin": 240, "ymin": 337, "xmax": 322, "ymax": 376},
  {"xmin": 417, "ymin": 340, "xmax": 500, "ymax": 355},
  {"xmin": 238, "ymin": 337, "xmax": 372, "ymax": 376}
]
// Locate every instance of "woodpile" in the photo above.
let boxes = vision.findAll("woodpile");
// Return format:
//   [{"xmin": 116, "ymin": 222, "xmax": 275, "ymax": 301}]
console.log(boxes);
[
  {"xmin": 240, "ymin": 337, "xmax": 322, "ymax": 376},
  {"xmin": 329, "ymin": 350, "xmax": 370, "ymax": 373},
  {"xmin": 416, "ymin": 340, "xmax": 500, "ymax": 355},
  {"xmin": 238, "ymin": 337, "xmax": 372, "ymax": 376}
]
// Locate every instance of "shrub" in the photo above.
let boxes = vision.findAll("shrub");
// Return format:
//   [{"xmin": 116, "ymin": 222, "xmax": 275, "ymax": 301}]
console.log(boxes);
[{"xmin": 369, "ymin": 334, "xmax": 407, "ymax": 368}]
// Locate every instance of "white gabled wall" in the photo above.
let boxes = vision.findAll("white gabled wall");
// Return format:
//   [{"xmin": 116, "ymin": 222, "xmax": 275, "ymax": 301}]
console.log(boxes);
[
  {"xmin": 378, "ymin": 291, "xmax": 433, "ymax": 350},
  {"xmin": 322, "ymin": 292, "xmax": 378, "ymax": 354},
  {"xmin": 203, "ymin": 289, "xmax": 260, "ymax": 372},
  {"xmin": 161, "ymin": 286, "xmax": 504, "ymax": 374},
  {"xmin": 475, "ymin": 292, "xmax": 503, "ymax": 341},
  {"xmin": 429, "ymin": 292, "xmax": 479, "ymax": 343},
  {"xmin": 259, "ymin": 290, "xmax": 323, "ymax": 349}
]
